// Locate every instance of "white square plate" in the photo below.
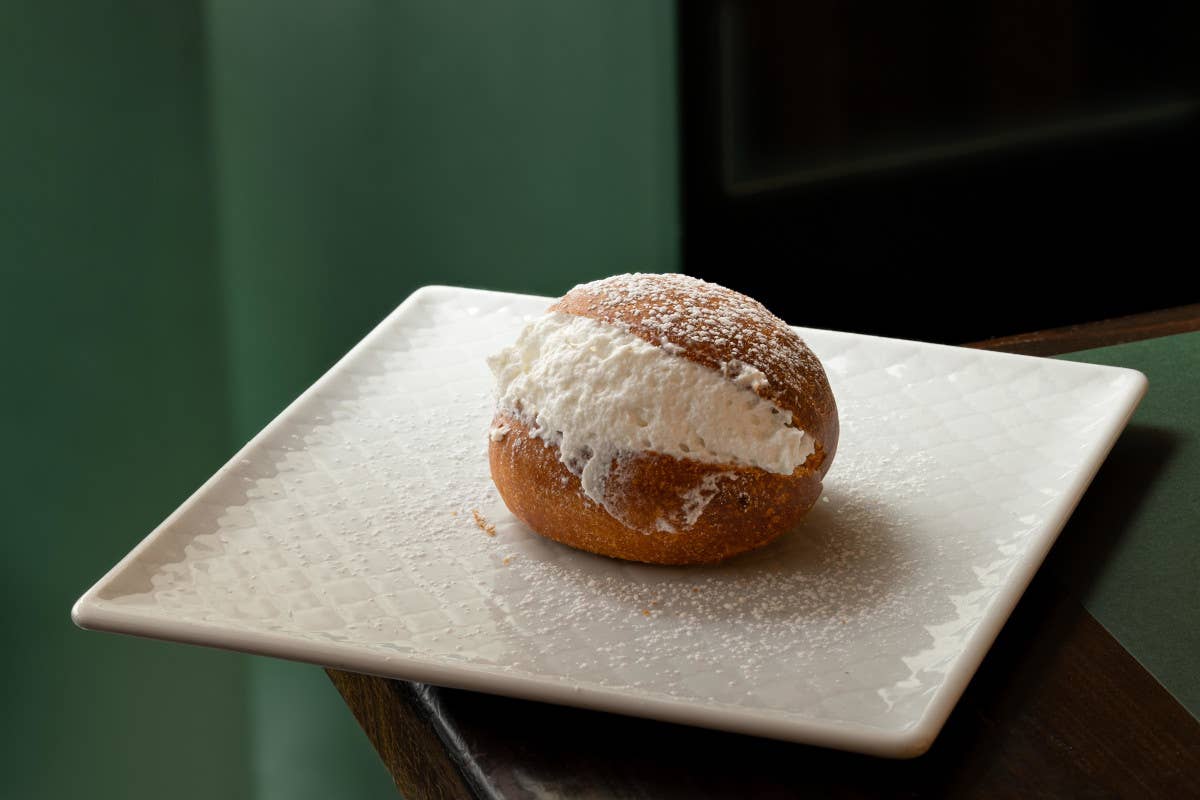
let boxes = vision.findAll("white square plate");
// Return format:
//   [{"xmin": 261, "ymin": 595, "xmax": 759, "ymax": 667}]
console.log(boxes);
[{"xmin": 74, "ymin": 286, "xmax": 1146, "ymax": 757}]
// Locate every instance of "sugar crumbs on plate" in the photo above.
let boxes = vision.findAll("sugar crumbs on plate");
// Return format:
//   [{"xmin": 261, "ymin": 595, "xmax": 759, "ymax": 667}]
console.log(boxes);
[{"xmin": 473, "ymin": 509, "xmax": 497, "ymax": 536}]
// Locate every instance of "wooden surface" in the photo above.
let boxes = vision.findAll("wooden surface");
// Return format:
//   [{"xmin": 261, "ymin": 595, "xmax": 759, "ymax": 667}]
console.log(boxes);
[
  {"xmin": 328, "ymin": 305, "xmax": 1200, "ymax": 799},
  {"xmin": 965, "ymin": 303, "xmax": 1200, "ymax": 356},
  {"xmin": 326, "ymin": 672, "xmax": 475, "ymax": 800}
]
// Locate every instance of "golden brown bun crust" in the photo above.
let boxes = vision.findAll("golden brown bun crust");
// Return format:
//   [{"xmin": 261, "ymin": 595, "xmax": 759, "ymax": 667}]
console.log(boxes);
[
  {"xmin": 489, "ymin": 414, "xmax": 824, "ymax": 565},
  {"xmin": 551, "ymin": 273, "xmax": 839, "ymax": 466},
  {"xmin": 490, "ymin": 273, "xmax": 839, "ymax": 565}
]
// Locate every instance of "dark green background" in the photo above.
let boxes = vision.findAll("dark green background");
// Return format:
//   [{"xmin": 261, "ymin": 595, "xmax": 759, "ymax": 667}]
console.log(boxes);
[{"xmin": 1, "ymin": 2, "xmax": 676, "ymax": 797}]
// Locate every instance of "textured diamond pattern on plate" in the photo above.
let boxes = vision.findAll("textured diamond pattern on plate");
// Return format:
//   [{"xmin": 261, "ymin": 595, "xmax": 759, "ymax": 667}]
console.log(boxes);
[{"xmin": 86, "ymin": 287, "xmax": 1141, "ymax": 735}]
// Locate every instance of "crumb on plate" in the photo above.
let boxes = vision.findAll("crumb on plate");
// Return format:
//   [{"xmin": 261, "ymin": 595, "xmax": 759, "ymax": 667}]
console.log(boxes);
[{"xmin": 473, "ymin": 509, "xmax": 496, "ymax": 536}]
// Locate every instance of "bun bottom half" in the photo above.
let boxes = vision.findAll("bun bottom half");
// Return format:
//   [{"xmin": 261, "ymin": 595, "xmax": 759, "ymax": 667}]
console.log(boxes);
[{"xmin": 488, "ymin": 413, "xmax": 827, "ymax": 565}]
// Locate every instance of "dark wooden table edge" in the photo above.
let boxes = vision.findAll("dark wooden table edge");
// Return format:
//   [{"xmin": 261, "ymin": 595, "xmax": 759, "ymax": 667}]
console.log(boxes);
[
  {"xmin": 963, "ymin": 302, "xmax": 1200, "ymax": 356},
  {"xmin": 328, "ymin": 303, "xmax": 1200, "ymax": 799},
  {"xmin": 326, "ymin": 671, "xmax": 480, "ymax": 800}
]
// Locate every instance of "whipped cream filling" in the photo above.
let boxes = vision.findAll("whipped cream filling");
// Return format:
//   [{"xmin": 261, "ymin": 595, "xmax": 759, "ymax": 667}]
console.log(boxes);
[{"xmin": 488, "ymin": 312, "xmax": 814, "ymax": 520}]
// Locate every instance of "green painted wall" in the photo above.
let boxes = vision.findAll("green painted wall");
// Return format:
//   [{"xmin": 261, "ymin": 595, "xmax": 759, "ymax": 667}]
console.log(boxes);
[
  {"xmin": 207, "ymin": 0, "xmax": 678, "ymax": 438},
  {"xmin": 3, "ymin": 1, "xmax": 676, "ymax": 797},
  {"xmin": 0, "ymin": 3, "xmax": 252, "ymax": 799}
]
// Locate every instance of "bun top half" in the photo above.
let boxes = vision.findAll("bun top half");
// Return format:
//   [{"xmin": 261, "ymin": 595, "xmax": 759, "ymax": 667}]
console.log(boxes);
[{"xmin": 550, "ymin": 273, "xmax": 839, "ymax": 476}]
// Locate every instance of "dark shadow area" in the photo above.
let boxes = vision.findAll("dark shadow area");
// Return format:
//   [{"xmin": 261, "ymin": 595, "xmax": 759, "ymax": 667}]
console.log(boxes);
[
  {"xmin": 679, "ymin": 1, "xmax": 1200, "ymax": 343},
  {"xmin": 505, "ymin": 484, "xmax": 915, "ymax": 627},
  {"xmin": 1044, "ymin": 423, "xmax": 1181, "ymax": 598}
]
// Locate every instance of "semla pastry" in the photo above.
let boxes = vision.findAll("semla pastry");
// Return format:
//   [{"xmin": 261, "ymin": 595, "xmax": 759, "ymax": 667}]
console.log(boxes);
[{"xmin": 487, "ymin": 273, "xmax": 838, "ymax": 565}]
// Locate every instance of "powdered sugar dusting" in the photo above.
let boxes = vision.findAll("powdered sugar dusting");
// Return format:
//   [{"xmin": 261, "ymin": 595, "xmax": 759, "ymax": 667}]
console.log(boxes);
[
  {"xmin": 561, "ymin": 273, "xmax": 830, "ymax": 422},
  {"xmin": 679, "ymin": 473, "xmax": 724, "ymax": 528},
  {"xmin": 491, "ymin": 405, "xmax": 941, "ymax": 716}
]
